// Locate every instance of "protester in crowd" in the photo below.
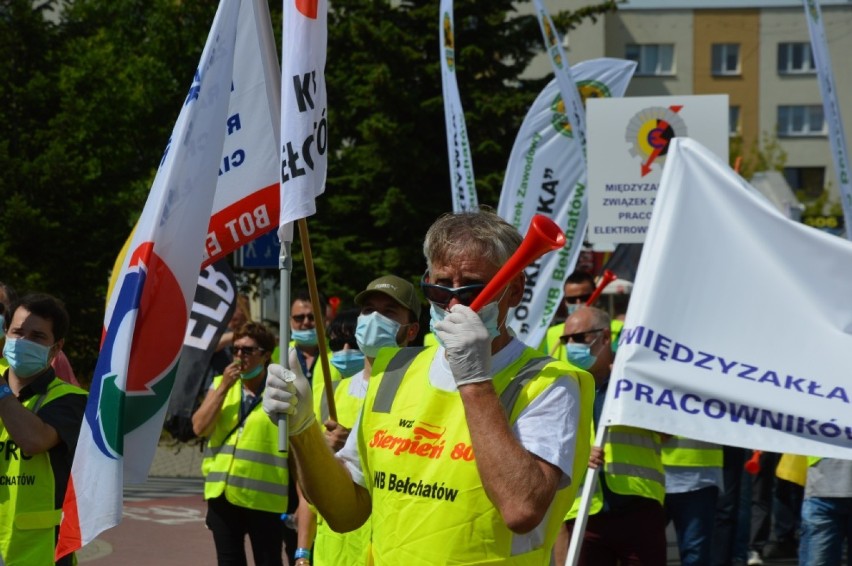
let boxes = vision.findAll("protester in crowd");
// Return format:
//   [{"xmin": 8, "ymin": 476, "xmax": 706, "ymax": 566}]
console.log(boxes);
[
  {"xmin": 798, "ymin": 456, "xmax": 852, "ymax": 565},
  {"xmin": 539, "ymin": 270, "xmax": 597, "ymax": 358},
  {"xmin": 308, "ymin": 279, "xmax": 421, "ymax": 566},
  {"xmin": 746, "ymin": 451, "xmax": 802, "ymax": 564},
  {"xmin": 192, "ymin": 322, "xmax": 290, "ymax": 566},
  {"xmin": 555, "ymin": 306, "xmax": 667, "ymax": 566},
  {"xmin": 263, "ymin": 208, "xmax": 593, "ymax": 564},
  {"xmin": 663, "ymin": 435, "xmax": 724, "ymax": 565},
  {"xmin": 210, "ymin": 293, "xmax": 252, "ymax": 377},
  {"xmin": 713, "ymin": 445, "xmax": 749, "ymax": 566},
  {"xmin": 289, "ymin": 289, "xmax": 326, "ymax": 384},
  {"xmin": 0, "ymin": 293, "xmax": 88, "ymax": 565}
]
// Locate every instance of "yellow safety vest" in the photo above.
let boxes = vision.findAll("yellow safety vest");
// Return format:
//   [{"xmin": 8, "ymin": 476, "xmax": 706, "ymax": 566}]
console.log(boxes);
[
  {"xmin": 661, "ymin": 436, "xmax": 723, "ymax": 468},
  {"xmin": 359, "ymin": 346, "xmax": 594, "ymax": 565},
  {"xmin": 567, "ymin": 423, "xmax": 665, "ymax": 520},
  {"xmin": 202, "ymin": 375, "xmax": 289, "ymax": 513},
  {"xmin": 314, "ymin": 375, "xmax": 371, "ymax": 566},
  {"xmin": 0, "ymin": 377, "xmax": 87, "ymax": 565}
]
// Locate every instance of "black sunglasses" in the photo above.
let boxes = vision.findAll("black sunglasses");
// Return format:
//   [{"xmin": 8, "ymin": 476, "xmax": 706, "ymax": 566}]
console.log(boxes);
[
  {"xmin": 564, "ymin": 293, "xmax": 592, "ymax": 306},
  {"xmin": 291, "ymin": 313, "xmax": 315, "ymax": 323},
  {"xmin": 233, "ymin": 346, "xmax": 265, "ymax": 356},
  {"xmin": 420, "ymin": 272, "xmax": 486, "ymax": 308},
  {"xmin": 329, "ymin": 335, "xmax": 358, "ymax": 352},
  {"xmin": 559, "ymin": 328, "xmax": 606, "ymax": 345}
]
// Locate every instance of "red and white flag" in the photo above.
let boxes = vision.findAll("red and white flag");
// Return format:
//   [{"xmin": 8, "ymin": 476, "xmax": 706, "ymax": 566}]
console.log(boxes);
[
  {"xmin": 57, "ymin": 0, "xmax": 240, "ymax": 557},
  {"xmin": 278, "ymin": 0, "xmax": 328, "ymax": 241}
]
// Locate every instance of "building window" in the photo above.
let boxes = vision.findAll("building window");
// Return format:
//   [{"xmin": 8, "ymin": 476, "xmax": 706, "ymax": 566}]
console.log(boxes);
[
  {"xmin": 712, "ymin": 44, "xmax": 740, "ymax": 76},
  {"xmin": 625, "ymin": 44, "xmax": 675, "ymax": 76},
  {"xmin": 729, "ymin": 106, "xmax": 741, "ymax": 137},
  {"xmin": 784, "ymin": 166, "xmax": 825, "ymax": 197},
  {"xmin": 778, "ymin": 42, "xmax": 815, "ymax": 74},
  {"xmin": 777, "ymin": 105, "xmax": 826, "ymax": 137}
]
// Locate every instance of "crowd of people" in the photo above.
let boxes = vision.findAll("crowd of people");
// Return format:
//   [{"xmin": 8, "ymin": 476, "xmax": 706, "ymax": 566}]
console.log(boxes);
[{"xmin": 2, "ymin": 208, "xmax": 851, "ymax": 566}]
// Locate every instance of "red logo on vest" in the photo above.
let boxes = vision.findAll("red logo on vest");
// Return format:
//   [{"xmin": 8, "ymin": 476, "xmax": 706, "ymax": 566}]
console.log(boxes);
[{"xmin": 296, "ymin": 0, "xmax": 318, "ymax": 19}]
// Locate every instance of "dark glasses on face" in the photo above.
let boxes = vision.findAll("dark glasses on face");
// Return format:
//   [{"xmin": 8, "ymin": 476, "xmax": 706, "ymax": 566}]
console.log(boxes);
[
  {"xmin": 564, "ymin": 293, "xmax": 592, "ymax": 305},
  {"xmin": 233, "ymin": 346, "xmax": 265, "ymax": 356},
  {"xmin": 559, "ymin": 328, "xmax": 606, "ymax": 345},
  {"xmin": 420, "ymin": 273, "xmax": 486, "ymax": 308},
  {"xmin": 329, "ymin": 335, "xmax": 358, "ymax": 351},
  {"xmin": 291, "ymin": 313, "xmax": 314, "ymax": 323}
]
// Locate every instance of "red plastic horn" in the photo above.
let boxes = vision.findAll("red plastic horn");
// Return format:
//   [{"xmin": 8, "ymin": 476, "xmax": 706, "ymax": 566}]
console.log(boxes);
[
  {"xmin": 585, "ymin": 269, "xmax": 618, "ymax": 307},
  {"xmin": 469, "ymin": 214, "xmax": 566, "ymax": 312},
  {"xmin": 745, "ymin": 450, "xmax": 762, "ymax": 475}
]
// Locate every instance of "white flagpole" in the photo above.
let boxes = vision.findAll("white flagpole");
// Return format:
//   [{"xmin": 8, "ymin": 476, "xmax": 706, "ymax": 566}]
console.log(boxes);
[
  {"xmin": 803, "ymin": 0, "xmax": 852, "ymax": 240},
  {"xmin": 565, "ymin": 423, "xmax": 607, "ymax": 566}
]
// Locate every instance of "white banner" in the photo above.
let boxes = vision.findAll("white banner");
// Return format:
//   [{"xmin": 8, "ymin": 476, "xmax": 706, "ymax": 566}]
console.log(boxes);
[
  {"xmin": 439, "ymin": 0, "xmax": 477, "ymax": 212},
  {"xmin": 605, "ymin": 138, "xmax": 852, "ymax": 459},
  {"xmin": 498, "ymin": 59, "xmax": 636, "ymax": 348},
  {"xmin": 279, "ymin": 0, "xmax": 328, "ymax": 241},
  {"xmin": 804, "ymin": 0, "xmax": 852, "ymax": 240},
  {"xmin": 203, "ymin": 0, "xmax": 282, "ymax": 265},
  {"xmin": 58, "ymin": 0, "xmax": 240, "ymax": 555}
]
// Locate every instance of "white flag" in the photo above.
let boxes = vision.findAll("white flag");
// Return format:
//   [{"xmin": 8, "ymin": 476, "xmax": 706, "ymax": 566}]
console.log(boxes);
[
  {"xmin": 804, "ymin": 0, "xmax": 852, "ymax": 240},
  {"xmin": 606, "ymin": 138, "xmax": 852, "ymax": 459},
  {"xmin": 439, "ymin": 0, "xmax": 477, "ymax": 212},
  {"xmin": 58, "ymin": 0, "xmax": 240, "ymax": 556},
  {"xmin": 498, "ymin": 59, "xmax": 636, "ymax": 348},
  {"xmin": 203, "ymin": 0, "xmax": 282, "ymax": 265},
  {"xmin": 278, "ymin": 0, "xmax": 328, "ymax": 241}
]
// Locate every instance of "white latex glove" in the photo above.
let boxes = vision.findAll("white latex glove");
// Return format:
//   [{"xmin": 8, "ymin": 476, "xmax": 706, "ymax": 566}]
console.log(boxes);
[
  {"xmin": 263, "ymin": 364, "xmax": 315, "ymax": 436},
  {"xmin": 434, "ymin": 304, "xmax": 492, "ymax": 386}
]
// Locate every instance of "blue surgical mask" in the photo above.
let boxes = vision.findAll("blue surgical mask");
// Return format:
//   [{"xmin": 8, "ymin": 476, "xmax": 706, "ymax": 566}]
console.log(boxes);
[
  {"xmin": 566, "ymin": 304, "xmax": 581, "ymax": 317},
  {"xmin": 429, "ymin": 303, "xmax": 449, "ymax": 348},
  {"xmin": 239, "ymin": 364, "xmax": 264, "ymax": 380},
  {"xmin": 429, "ymin": 289, "xmax": 506, "ymax": 348},
  {"xmin": 291, "ymin": 328, "xmax": 318, "ymax": 346},
  {"xmin": 356, "ymin": 312, "xmax": 402, "ymax": 358},
  {"xmin": 331, "ymin": 350, "xmax": 365, "ymax": 377},
  {"xmin": 566, "ymin": 343, "xmax": 597, "ymax": 370},
  {"xmin": 3, "ymin": 337, "xmax": 52, "ymax": 378}
]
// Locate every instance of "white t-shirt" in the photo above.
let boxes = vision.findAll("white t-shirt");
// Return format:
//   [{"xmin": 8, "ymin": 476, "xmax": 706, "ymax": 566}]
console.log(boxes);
[{"xmin": 336, "ymin": 339, "xmax": 581, "ymax": 551}]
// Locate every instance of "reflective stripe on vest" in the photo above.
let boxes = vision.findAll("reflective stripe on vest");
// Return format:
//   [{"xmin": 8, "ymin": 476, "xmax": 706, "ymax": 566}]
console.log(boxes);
[
  {"xmin": 603, "ymin": 427, "xmax": 665, "ymax": 503},
  {"xmin": 201, "ymin": 375, "xmax": 289, "ymax": 512},
  {"xmin": 662, "ymin": 436, "xmax": 723, "ymax": 467},
  {"xmin": 1, "ymin": 377, "xmax": 86, "ymax": 565}
]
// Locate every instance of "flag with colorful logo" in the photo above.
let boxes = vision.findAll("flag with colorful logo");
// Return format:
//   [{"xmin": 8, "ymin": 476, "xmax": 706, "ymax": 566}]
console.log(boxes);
[
  {"xmin": 278, "ymin": 0, "xmax": 328, "ymax": 241},
  {"xmin": 605, "ymin": 138, "xmax": 852, "ymax": 459},
  {"xmin": 803, "ymin": 0, "xmax": 852, "ymax": 240},
  {"xmin": 56, "ymin": 0, "xmax": 240, "ymax": 557},
  {"xmin": 439, "ymin": 0, "xmax": 478, "ymax": 212},
  {"xmin": 498, "ymin": 58, "xmax": 636, "ymax": 349}
]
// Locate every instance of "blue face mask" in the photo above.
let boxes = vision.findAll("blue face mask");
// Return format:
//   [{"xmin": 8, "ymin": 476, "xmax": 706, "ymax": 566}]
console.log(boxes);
[
  {"xmin": 3, "ymin": 337, "xmax": 52, "ymax": 378},
  {"xmin": 355, "ymin": 312, "xmax": 402, "ymax": 359},
  {"xmin": 291, "ymin": 328, "xmax": 318, "ymax": 346},
  {"xmin": 429, "ymin": 289, "xmax": 506, "ymax": 348},
  {"xmin": 239, "ymin": 364, "xmax": 264, "ymax": 380},
  {"xmin": 331, "ymin": 349, "xmax": 366, "ymax": 377},
  {"xmin": 566, "ymin": 343, "xmax": 597, "ymax": 370},
  {"xmin": 566, "ymin": 304, "xmax": 581, "ymax": 317}
]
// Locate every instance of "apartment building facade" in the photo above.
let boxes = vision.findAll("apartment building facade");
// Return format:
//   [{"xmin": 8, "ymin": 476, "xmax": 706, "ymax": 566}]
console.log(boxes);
[{"xmin": 532, "ymin": 0, "xmax": 852, "ymax": 205}]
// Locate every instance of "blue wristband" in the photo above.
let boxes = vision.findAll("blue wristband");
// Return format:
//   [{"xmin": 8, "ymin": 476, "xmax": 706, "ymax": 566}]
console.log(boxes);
[
  {"xmin": 295, "ymin": 548, "xmax": 312, "ymax": 561},
  {"xmin": 0, "ymin": 384, "xmax": 12, "ymax": 401}
]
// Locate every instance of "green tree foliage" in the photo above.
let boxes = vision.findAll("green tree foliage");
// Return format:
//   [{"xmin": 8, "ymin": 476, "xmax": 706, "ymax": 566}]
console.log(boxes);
[{"xmin": 0, "ymin": 0, "xmax": 614, "ymax": 380}]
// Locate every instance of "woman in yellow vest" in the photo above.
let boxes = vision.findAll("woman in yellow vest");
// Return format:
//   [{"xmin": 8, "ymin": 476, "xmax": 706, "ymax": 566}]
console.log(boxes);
[{"xmin": 192, "ymin": 322, "xmax": 289, "ymax": 566}]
